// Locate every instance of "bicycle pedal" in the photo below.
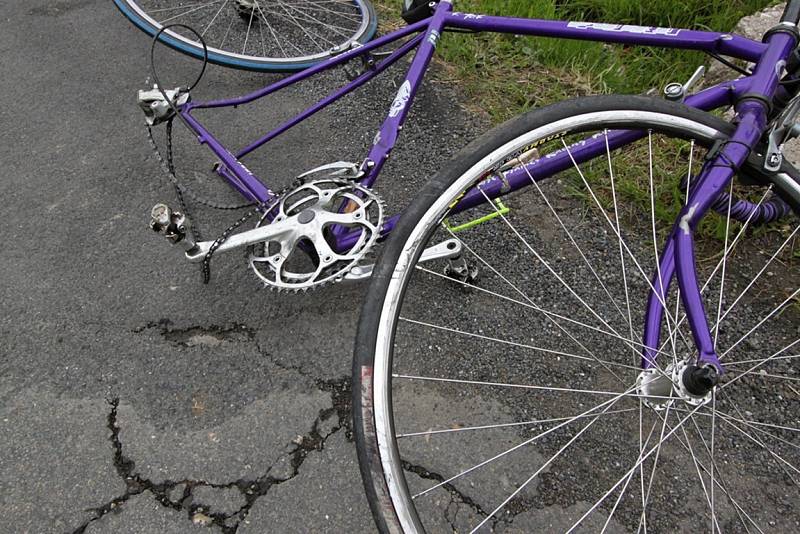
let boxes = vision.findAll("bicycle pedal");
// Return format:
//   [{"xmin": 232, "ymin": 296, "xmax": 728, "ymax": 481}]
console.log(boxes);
[
  {"xmin": 444, "ymin": 257, "xmax": 479, "ymax": 285},
  {"xmin": 149, "ymin": 203, "xmax": 197, "ymax": 251}
]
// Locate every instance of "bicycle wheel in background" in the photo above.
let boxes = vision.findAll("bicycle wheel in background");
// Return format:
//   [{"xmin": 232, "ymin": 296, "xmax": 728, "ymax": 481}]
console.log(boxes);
[
  {"xmin": 354, "ymin": 95, "xmax": 800, "ymax": 532},
  {"xmin": 113, "ymin": 0, "xmax": 378, "ymax": 71}
]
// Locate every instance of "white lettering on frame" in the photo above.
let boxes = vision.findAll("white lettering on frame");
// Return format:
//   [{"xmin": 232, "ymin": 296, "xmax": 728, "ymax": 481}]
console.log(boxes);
[{"xmin": 567, "ymin": 21, "xmax": 681, "ymax": 36}]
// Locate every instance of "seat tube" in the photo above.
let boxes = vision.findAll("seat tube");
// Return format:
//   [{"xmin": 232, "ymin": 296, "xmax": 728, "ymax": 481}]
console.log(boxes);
[{"xmin": 357, "ymin": 0, "xmax": 453, "ymax": 188}]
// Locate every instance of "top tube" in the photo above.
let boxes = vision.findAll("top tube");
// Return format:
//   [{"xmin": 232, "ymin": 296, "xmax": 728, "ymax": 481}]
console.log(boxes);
[{"xmin": 444, "ymin": 12, "xmax": 767, "ymax": 63}]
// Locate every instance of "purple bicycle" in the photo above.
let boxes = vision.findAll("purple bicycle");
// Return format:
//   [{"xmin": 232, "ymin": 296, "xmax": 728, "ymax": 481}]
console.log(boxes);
[{"xmin": 133, "ymin": 1, "xmax": 800, "ymax": 531}]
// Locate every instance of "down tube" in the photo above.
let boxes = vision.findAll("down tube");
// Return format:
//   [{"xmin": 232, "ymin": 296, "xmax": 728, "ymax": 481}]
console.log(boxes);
[{"xmin": 450, "ymin": 82, "xmax": 741, "ymax": 213}]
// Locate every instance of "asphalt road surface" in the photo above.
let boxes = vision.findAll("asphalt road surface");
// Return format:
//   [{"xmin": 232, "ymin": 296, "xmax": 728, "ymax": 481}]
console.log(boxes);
[
  {"xmin": 0, "ymin": 1, "xmax": 484, "ymax": 532},
  {"xmin": 3, "ymin": 2, "xmax": 799, "ymax": 534}
]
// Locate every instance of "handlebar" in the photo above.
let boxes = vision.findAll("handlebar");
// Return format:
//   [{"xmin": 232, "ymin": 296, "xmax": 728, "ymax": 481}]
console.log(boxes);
[{"xmin": 782, "ymin": 0, "xmax": 800, "ymax": 25}]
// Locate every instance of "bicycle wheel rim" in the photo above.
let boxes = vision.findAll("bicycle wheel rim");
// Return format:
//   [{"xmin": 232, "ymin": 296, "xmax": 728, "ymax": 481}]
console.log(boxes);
[
  {"xmin": 356, "ymin": 96, "xmax": 800, "ymax": 532},
  {"xmin": 114, "ymin": 0, "xmax": 377, "ymax": 71}
]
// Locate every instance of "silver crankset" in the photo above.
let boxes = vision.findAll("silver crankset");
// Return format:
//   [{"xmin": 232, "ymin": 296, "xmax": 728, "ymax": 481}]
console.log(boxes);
[
  {"xmin": 150, "ymin": 178, "xmax": 464, "ymax": 289},
  {"xmin": 248, "ymin": 178, "xmax": 383, "ymax": 292}
]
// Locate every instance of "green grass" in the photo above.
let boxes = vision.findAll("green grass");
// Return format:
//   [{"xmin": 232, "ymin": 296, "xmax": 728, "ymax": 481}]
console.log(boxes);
[
  {"xmin": 371, "ymin": 1, "xmax": 787, "ymax": 243},
  {"xmin": 376, "ymin": 0, "xmax": 775, "ymax": 121}
]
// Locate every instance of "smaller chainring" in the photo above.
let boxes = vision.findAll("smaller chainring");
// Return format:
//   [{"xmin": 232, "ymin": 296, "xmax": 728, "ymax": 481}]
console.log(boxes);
[{"xmin": 248, "ymin": 179, "xmax": 383, "ymax": 292}]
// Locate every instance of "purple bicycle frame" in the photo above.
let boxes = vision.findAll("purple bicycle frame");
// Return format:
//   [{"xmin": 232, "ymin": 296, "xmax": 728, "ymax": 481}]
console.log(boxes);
[{"xmin": 174, "ymin": 0, "xmax": 797, "ymax": 374}]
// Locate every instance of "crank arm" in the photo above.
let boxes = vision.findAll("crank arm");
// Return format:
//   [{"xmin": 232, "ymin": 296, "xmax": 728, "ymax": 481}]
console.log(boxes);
[
  {"xmin": 345, "ymin": 239, "xmax": 463, "ymax": 281},
  {"xmin": 184, "ymin": 219, "xmax": 295, "ymax": 263}
]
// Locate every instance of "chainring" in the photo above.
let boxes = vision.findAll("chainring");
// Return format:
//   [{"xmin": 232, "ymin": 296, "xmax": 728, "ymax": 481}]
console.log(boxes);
[{"xmin": 248, "ymin": 178, "xmax": 384, "ymax": 292}]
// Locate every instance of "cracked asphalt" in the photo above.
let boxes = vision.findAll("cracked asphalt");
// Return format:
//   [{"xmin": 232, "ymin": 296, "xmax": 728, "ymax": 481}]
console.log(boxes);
[
  {"xmin": 5, "ymin": 2, "xmax": 799, "ymax": 534},
  {"xmin": 0, "ymin": 1, "xmax": 485, "ymax": 532}
]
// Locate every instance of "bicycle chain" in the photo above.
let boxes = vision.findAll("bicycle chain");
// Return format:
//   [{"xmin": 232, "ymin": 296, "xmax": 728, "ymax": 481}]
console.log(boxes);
[
  {"xmin": 146, "ymin": 120, "xmax": 256, "ymax": 212},
  {"xmin": 146, "ymin": 120, "xmax": 369, "ymax": 285},
  {"xmin": 200, "ymin": 174, "xmax": 305, "ymax": 285},
  {"xmin": 146, "ymin": 119, "xmax": 278, "ymax": 283}
]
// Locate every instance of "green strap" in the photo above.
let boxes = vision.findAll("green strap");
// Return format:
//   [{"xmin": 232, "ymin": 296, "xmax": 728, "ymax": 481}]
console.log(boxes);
[{"xmin": 445, "ymin": 200, "xmax": 510, "ymax": 233}]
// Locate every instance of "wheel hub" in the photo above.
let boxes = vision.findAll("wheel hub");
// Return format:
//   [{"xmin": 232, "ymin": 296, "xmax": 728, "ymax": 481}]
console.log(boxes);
[
  {"xmin": 235, "ymin": 0, "xmax": 258, "ymax": 15},
  {"xmin": 636, "ymin": 360, "xmax": 719, "ymax": 410}
]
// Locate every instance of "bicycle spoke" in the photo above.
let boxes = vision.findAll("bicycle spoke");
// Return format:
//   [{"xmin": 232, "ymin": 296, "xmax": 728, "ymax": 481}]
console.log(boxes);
[
  {"xmin": 148, "ymin": 1, "xmax": 223, "ymax": 14},
  {"xmin": 560, "ymin": 139, "xmax": 691, "ymax": 351},
  {"xmin": 275, "ymin": 2, "xmax": 358, "ymax": 35},
  {"xmin": 416, "ymin": 265, "xmax": 677, "ymax": 363},
  {"xmin": 603, "ymin": 416, "xmax": 658, "ymax": 534},
  {"xmin": 262, "ymin": 4, "xmax": 345, "ymax": 48},
  {"xmin": 727, "ymin": 353, "xmax": 800, "ymax": 365},
  {"xmin": 254, "ymin": 3, "xmax": 296, "ymax": 57},
  {"xmin": 637, "ymin": 405, "xmax": 648, "ymax": 534},
  {"xmin": 393, "ymin": 374, "xmax": 664, "ymax": 399},
  {"xmin": 396, "ymin": 408, "xmax": 636, "ymax": 439},
  {"xmin": 721, "ymin": 390, "xmax": 800, "ymax": 461},
  {"xmin": 711, "ymin": 223, "xmax": 800, "ymax": 336},
  {"xmin": 398, "ymin": 316, "xmax": 639, "ymax": 371},
  {"xmin": 469, "ymin": 407, "xmax": 611, "ymax": 533},
  {"xmin": 647, "ymin": 130, "xmax": 680, "ymax": 364},
  {"xmin": 685, "ymin": 412, "xmax": 758, "ymax": 534},
  {"xmin": 442, "ymin": 228, "xmax": 639, "ymax": 383},
  {"xmin": 242, "ymin": 3, "xmax": 255, "ymax": 55},
  {"xmin": 607, "ymin": 130, "xmax": 638, "ymax": 367},
  {"xmin": 713, "ymin": 182, "xmax": 735, "ymax": 352},
  {"xmin": 720, "ymin": 291, "xmax": 800, "ymax": 361},
  {"xmin": 710, "ymin": 389, "xmax": 718, "ymax": 531},
  {"xmin": 637, "ymin": 403, "xmax": 673, "ymax": 533},
  {"xmin": 714, "ymin": 409, "xmax": 800, "ymax": 484},
  {"xmin": 285, "ymin": 0, "xmax": 363, "ymax": 22},
  {"xmin": 219, "ymin": 15, "xmax": 235, "ymax": 49},
  {"xmin": 158, "ymin": 1, "xmax": 221, "ymax": 24},
  {"xmin": 477, "ymin": 188, "xmax": 628, "ymax": 343},
  {"xmin": 410, "ymin": 388, "xmax": 636, "ymax": 500},
  {"xmin": 201, "ymin": 0, "xmax": 228, "ymax": 36},
  {"xmin": 517, "ymin": 152, "xmax": 628, "ymax": 324},
  {"xmin": 730, "ymin": 369, "xmax": 800, "ymax": 382},
  {"xmin": 678, "ymin": 422, "xmax": 721, "ymax": 533},
  {"xmin": 720, "ymin": 338, "xmax": 800, "ymax": 394},
  {"xmin": 674, "ymin": 407, "xmax": 800, "ymax": 445},
  {"xmin": 567, "ymin": 403, "xmax": 705, "ymax": 533}
]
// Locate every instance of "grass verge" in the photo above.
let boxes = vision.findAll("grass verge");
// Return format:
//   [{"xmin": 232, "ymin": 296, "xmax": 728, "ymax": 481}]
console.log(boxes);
[
  {"xmin": 375, "ymin": 1, "xmax": 776, "ymax": 121},
  {"xmin": 371, "ymin": 2, "xmax": 792, "ymax": 244}
]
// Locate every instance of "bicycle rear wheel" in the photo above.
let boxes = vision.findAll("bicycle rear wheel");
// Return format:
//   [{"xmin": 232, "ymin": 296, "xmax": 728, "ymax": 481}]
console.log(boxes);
[
  {"xmin": 354, "ymin": 95, "xmax": 800, "ymax": 532},
  {"xmin": 113, "ymin": 0, "xmax": 378, "ymax": 71}
]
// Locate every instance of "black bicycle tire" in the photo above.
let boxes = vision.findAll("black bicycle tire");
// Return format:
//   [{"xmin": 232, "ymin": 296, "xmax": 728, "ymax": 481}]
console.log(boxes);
[{"xmin": 351, "ymin": 94, "xmax": 766, "ymax": 533}]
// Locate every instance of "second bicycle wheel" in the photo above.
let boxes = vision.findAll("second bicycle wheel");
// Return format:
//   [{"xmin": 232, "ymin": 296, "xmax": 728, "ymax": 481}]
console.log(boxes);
[
  {"xmin": 354, "ymin": 95, "xmax": 800, "ymax": 533},
  {"xmin": 113, "ymin": 0, "xmax": 378, "ymax": 71}
]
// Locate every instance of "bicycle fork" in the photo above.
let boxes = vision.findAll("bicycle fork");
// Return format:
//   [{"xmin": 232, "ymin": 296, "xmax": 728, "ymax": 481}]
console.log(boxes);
[{"xmin": 639, "ymin": 99, "xmax": 769, "ymax": 404}]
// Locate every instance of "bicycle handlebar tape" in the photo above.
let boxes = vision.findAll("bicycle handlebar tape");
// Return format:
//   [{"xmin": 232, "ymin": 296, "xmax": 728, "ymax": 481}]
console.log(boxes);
[{"xmin": 782, "ymin": 0, "xmax": 800, "ymax": 24}]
